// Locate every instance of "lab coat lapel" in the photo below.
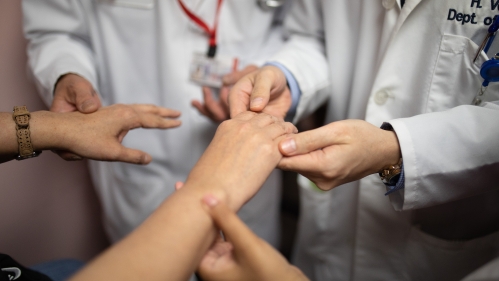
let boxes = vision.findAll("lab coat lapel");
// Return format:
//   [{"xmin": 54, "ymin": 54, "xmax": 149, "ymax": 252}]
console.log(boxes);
[{"xmin": 392, "ymin": 0, "xmax": 423, "ymax": 36}]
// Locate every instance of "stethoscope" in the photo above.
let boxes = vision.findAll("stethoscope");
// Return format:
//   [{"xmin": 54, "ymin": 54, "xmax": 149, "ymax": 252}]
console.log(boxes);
[
  {"xmin": 472, "ymin": 16, "xmax": 499, "ymax": 105},
  {"xmin": 257, "ymin": 0, "xmax": 286, "ymax": 10}
]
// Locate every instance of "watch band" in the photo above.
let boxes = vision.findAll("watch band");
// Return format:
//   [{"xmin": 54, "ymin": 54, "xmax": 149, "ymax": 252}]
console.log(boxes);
[
  {"xmin": 12, "ymin": 106, "xmax": 42, "ymax": 160},
  {"xmin": 379, "ymin": 158, "xmax": 403, "ymax": 185},
  {"xmin": 378, "ymin": 122, "xmax": 402, "ymax": 186}
]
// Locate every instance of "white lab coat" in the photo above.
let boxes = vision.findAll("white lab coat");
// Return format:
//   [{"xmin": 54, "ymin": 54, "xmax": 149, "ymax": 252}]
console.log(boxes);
[
  {"xmin": 271, "ymin": 0, "xmax": 499, "ymax": 280},
  {"xmin": 22, "ymin": 0, "xmax": 288, "ymax": 245}
]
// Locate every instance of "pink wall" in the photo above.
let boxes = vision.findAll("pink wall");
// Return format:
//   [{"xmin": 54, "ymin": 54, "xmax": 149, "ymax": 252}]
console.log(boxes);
[{"xmin": 0, "ymin": 1, "xmax": 108, "ymax": 266}]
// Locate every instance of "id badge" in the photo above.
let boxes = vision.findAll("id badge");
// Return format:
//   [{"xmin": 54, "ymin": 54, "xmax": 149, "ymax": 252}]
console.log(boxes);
[{"xmin": 189, "ymin": 53, "xmax": 236, "ymax": 88}]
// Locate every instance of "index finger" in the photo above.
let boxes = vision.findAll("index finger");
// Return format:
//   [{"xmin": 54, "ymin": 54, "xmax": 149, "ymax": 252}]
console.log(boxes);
[{"xmin": 202, "ymin": 195, "xmax": 262, "ymax": 257}]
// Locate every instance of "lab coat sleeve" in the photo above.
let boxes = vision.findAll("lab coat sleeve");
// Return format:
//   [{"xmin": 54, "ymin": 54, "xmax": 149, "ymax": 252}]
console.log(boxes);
[
  {"xmin": 387, "ymin": 101, "xmax": 499, "ymax": 211},
  {"xmin": 22, "ymin": 0, "xmax": 98, "ymax": 107},
  {"xmin": 269, "ymin": 0, "xmax": 330, "ymax": 123}
]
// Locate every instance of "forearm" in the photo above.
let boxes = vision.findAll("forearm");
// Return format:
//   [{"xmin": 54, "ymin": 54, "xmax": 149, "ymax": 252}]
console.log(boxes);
[
  {"xmin": 69, "ymin": 182, "xmax": 227, "ymax": 281},
  {"xmin": 0, "ymin": 111, "xmax": 61, "ymax": 163}
]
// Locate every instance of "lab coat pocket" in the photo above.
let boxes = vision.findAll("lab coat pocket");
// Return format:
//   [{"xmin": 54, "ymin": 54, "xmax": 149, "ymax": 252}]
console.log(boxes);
[
  {"xmin": 404, "ymin": 226, "xmax": 499, "ymax": 281},
  {"xmin": 427, "ymin": 34, "xmax": 499, "ymax": 112},
  {"xmin": 99, "ymin": 0, "xmax": 154, "ymax": 9}
]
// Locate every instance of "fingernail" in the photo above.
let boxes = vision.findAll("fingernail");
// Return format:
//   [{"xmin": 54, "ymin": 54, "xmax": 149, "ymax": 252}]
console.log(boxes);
[
  {"xmin": 142, "ymin": 154, "xmax": 152, "ymax": 164},
  {"xmin": 280, "ymin": 139, "xmax": 297, "ymax": 154},
  {"xmin": 250, "ymin": 98, "xmax": 263, "ymax": 109},
  {"xmin": 80, "ymin": 100, "xmax": 95, "ymax": 112},
  {"xmin": 203, "ymin": 195, "xmax": 219, "ymax": 207}
]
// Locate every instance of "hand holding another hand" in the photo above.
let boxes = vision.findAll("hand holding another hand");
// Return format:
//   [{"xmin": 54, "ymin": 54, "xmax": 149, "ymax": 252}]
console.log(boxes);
[
  {"xmin": 192, "ymin": 65, "xmax": 258, "ymax": 123},
  {"xmin": 198, "ymin": 195, "xmax": 309, "ymax": 281},
  {"xmin": 185, "ymin": 112, "xmax": 297, "ymax": 210},
  {"xmin": 229, "ymin": 66, "xmax": 292, "ymax": 119},
  {"xmin": 277, "ymin": 120, "xmax": 401, "ymax": 190}
]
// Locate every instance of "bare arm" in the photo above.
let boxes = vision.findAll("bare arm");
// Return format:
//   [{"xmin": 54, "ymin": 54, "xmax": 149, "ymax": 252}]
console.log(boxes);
[
  {"xmin": 69, "ymin": 112, "xmax": 297, "ymax": 281},
  {"xmin": 0, "ymin": 104, "xmax": 181, "ymax": 164}
]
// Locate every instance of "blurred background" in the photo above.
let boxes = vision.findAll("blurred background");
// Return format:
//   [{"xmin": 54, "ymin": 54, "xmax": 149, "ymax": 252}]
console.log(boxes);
[
  {"xmin": 0, "ymin": 1, "xmax": 109, "ymax": 265},
  {"xmin": 0, "ymin": 0, "xmax": 325, "ymax": 266}
]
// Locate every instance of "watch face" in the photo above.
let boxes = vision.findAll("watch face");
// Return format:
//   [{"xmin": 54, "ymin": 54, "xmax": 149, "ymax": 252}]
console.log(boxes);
[{"xmin": 257, "ymin": 0, "xmax": 285, "ymax": 10}]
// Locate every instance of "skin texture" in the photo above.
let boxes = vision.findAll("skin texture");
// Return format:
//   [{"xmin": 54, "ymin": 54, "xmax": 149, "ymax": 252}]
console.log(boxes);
[
  {"xmin": 53, "ymin": 73, "xmax": 102, "ymax": 114},
  {"xmin": 52, "ymin": 73, "xmax": 103, "ymax": 160},
  {"xmin": 228, "ymin": 65, "xmax": 402, "ymax": 191},
  {"xmin": 192, "ymin": 65, "xmax": 258, "ymax": 123},
  {"xmin": 0, "ymin": 104, "xmax": 181, "ymax": 164},
  {"xmin": 197, "ymin": 194, "xmax": 309, "ymax": 281},
  {"xmin": 278, "ymin": 120, "xmax": 401, "ymax": 191},
  {"xmin": 67, "ymin": 112, "xmax": 297, "ymax": 281},
  {"xmin": 229, "ymin": 65, "xmax": 292, "ymax": 120}
]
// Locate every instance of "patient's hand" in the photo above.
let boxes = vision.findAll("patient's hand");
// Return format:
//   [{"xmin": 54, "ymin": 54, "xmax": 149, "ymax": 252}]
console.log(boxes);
[
  {"xmin": 33, "ymin": 104, "xmax": 181, "ymax": 164},
  {"xmin": 198, "ymin": 195, "xmax": 309, "ymax": 281},
  {"xmin": 185, "ymin": 112, "xmax": 297, "ymax": 210}
]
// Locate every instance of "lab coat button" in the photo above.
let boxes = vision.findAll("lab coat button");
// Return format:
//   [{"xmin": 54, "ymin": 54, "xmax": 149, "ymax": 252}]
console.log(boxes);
[
  {"xmin": 374, "ymin": 90, "xmax": 389, "ymax": 105},
  {"xmin": 382, "ymin": 0, "xmax": 396, "ymax": 9}
]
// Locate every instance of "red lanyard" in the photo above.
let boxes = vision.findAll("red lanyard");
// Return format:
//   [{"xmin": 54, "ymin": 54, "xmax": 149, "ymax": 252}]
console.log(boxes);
[{"xmin": 178, "ymin": 0, "xmax": 224, "ymax": 57}]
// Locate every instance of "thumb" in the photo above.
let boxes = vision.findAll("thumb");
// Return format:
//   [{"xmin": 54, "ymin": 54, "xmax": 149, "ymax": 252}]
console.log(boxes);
[
  {"xmin": 248, "ymin": 69, "xmax": 275, "ymax": 112},
  {"xmin": 202, "ymin": 195, "xmax": 261, "ymax": 256},
  {"xmin": 279, "ymin": 125, "xmax": 338, "ymax": 156},
  {"xmin": 108, "ymin": 146, "xmax": 152, "ymax": 165},
  {"xmin": 73, "ymin": 87, "xmax": 102, "ymax": 113}
]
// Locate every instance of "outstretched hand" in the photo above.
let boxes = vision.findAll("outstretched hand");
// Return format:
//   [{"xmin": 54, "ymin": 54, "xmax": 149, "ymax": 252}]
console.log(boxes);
[
  {"xmin": 229, "ymin": 66, "xmax": 292, "ymax": 119},
  {"xmin": 197, "ymin": 194, "xmax": 309, "ymax": 281},
  {"xmin": 38, "ymin": 104, "xmax": 181, "ymax": 164},
  {"xmin": 192, "ymin": 65, "xmax": 258, "ymax": 123},
  {"xmin": 277, "ymin": 120, "xmax": 401, "ymax": 190}
]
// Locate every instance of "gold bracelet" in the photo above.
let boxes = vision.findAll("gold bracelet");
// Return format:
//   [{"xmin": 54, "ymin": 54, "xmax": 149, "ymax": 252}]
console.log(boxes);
[{"xmin": 12, "ymin": 106, "xmax": 42, "ymax": 160}]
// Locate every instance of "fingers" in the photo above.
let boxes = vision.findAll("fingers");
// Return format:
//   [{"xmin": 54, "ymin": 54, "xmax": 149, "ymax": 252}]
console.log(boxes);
[
  {"xmin": 278, "ymin": 125, "xmax": 338, "ymax": 156},
  {"xmin": 266, "ymin": 122, "xmax": 298, "ymax": 140},
  {"xmin": 203, "ymin": 87, "xmax": 230, "ymax": 122},
  {"xmin": 113, "ymin": 146, "xmax": 152, "ymax": 165},
  {"xmin": 74, "ymin": 88, "xmax": 101, "ymax": 113},
  {"xmin": 222, "ymin": 65, "xmax": 258, "ymax": 86},
  {"xmin": 130, "ymin": 105, "xmax": 182, "ymax": 129},
  {"xmin": 129, "ymin": 104, "xmax": 181, "ymax": 118},
  {"xmin": 202, "ymin": 195, "xmax": 261, "ymax": 256},
  {"xmin": 249, "ymin": 66, "xmax": 287, "ymax": 112},
  {"xmin": 277, "ymin": 150, "xmax": 325, "ymax": 173},
  {"xmin": 52, "ymin": 74, "xmax": 101, "ymax": 113},
  {"xmin": 229, "ymin": 73, "xmax": 257, "ymax": 118},
  {"xmin": 52, "ymin": 150, "xmax": 83, "ymax": 161}
]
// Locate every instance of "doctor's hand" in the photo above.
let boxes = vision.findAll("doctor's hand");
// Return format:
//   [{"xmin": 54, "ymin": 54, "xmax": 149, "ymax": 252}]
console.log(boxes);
[
  {"xmin": 52, "ymin": 73, "xmax": 103, "ymax": 160},
  {"xmin": 192, "ymin": 65, "xmax": 258, "ymax": 123},
  {"xmin": 277, "ymin": 120, "xmax": 401, "ymax": 191},
  {"xmin": 185, "ymin": 112, "xmax": 297, "ymax": 210},
  {"xmin": 53, "ymin": 73, "xmax": 102, "ymax": 113},
  {"xmin": 197, "ymin": 195, "xmax": 309, "ymax": 281},
  {"xmin": 40, "ymin": 104, "xmax": 181, "ymax": 164},
  {"xmin": 229, "ymin": 66, "xmax": 292, "ymax": 120}
]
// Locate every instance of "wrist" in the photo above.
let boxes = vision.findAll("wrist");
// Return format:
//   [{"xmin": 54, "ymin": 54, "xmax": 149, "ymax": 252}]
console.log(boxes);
[
  {"xmin": 29, "ymin": 111, "xmax": 65, "ymax": 151},
  {"xmin": 380, "ymin": 129, "xmax": 402, "ymax": 168}
]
